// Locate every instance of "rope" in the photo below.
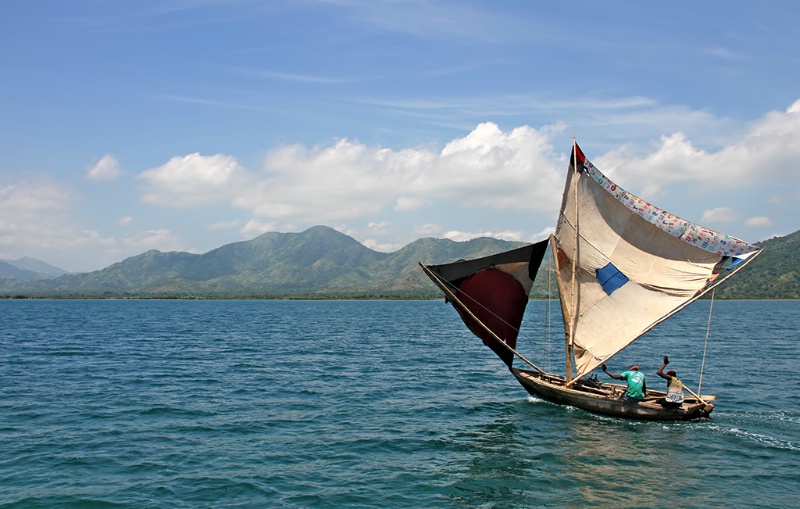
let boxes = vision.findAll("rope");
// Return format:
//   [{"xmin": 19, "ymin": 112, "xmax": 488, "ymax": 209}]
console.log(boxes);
[
  {"xmin": 435, "ymin": 271, "xmax": 522, "ymax": 338},
  {"xmin": 698, "ymin": 288, "xmax": 715, "ymax": 395},
  {"xmin": 546, "ymin": 247, "xmax": 552, "ymax": 372}
]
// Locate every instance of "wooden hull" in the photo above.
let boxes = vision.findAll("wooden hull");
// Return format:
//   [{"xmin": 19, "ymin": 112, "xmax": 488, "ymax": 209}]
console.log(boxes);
[{"xmin": 511, "ymin": 368, "xmax": 715, "ymax": 421}]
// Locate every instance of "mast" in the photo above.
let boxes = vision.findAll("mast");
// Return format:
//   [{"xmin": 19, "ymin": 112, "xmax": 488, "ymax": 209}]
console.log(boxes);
[{"xmin": 566, "ymin": 138, "xmax": 578, "ymax": 383}]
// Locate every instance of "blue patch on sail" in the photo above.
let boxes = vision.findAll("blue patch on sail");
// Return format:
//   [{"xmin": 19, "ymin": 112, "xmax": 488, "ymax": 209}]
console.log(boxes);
[
  {"xmin": 596, "ymin": 263, "xmax": 629, "ymax": 295},
  {"xmin": 728, "ymin": 256, "xmax": 744, "ymax": 269}
]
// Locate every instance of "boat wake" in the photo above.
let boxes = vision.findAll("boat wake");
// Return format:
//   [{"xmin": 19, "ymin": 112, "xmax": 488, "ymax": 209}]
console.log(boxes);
[{"xmin": 724, "ymin": 426, "xmax": 800, "ymax": 451}]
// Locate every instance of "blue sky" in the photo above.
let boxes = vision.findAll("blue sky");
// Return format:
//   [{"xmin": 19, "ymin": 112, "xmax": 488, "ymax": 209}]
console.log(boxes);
[{"xmin": 2, "ymin": 1, "xmax": 799, "ymax": 272}]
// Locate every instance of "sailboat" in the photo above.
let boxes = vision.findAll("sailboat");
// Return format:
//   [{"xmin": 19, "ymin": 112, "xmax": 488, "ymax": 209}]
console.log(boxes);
[{"xmin": 420, "ymin": 141, "xmax": 762, "ymax": 420}]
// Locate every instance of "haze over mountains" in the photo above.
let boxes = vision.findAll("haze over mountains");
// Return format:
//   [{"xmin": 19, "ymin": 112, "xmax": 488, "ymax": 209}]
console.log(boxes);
[
  {"xmin": 0, "ymin": 257, "xmax": 70, "ymax": 281},
  {"xmin": 1, "ymin": 225, "xmax": 797, "ymax": 299}
]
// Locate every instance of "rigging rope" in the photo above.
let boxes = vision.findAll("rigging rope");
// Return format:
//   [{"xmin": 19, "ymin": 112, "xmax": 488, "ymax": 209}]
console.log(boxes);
[
  {"xmin": 698, "ymin": 288, "xmax": 715, "ymax": 396},
  {"xmin": 436, "ymin": 275, "xmax": 522, "ymax": 337},
  {"xmin": 546, "ymin": 247, "xmax": 552, "ymax": 373}
]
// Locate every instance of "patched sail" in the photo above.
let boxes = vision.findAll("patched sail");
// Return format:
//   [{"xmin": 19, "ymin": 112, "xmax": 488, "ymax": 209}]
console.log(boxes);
[
  {"xmin": 421, "ymin": 241, "xmax": 549, "ymax": 367},
  {"xmin": 556, "ymin": 143, "xmax": 761, "ymax": 380}
]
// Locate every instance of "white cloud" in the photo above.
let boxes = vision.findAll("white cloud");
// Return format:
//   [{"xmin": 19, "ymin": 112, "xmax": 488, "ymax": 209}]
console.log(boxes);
[
  {"xmin": 232, "ymin": 122, "xmax": 563, "ymax": 230},
  {"xmin": 600, "ymin": 102, "xmax": 800, "ymax": 196},
  {"xmin": 0, "ymin": 177, "xmax": 77, "ymax": 252},
  {"xmin": 123, "ymin": 229, "xmax": 181, "ymax": 251},
  {"xmin": 414, "ymin": 223, "xmax": 442, "ymax": 237},
  {"xmin": 443, "ymin": 229, "xmax": 523, "ymax": 242},
  {"xmin": 131, "ymin": 113, "xmax": 800, "ymax": 252},
  {"xmin": 0, "ymin": 176, "xmax": 204, "ymax": 270},
  {"xmin": 11, "ymin": 102, "xmax": 800, "ymax": 272},
  {"xmin": 395, "ymin": 197, "xmax": 424, "ymax": 211},
  {"xmin": 530, "ymin": 226, "xmax": 555, "ymax": 242},
  {"xmin": 366, "ymin": 221, "xmax": 391, "ymax": 234},
  {"xmin": 240, "ymin": 218, "xmax": 276, "ymax": 238},
  {"xmin": 0, "ymin": 177, "xmax": 122, "ymax": 270},
  {"xmin": 434, "ymin": 123, "xmax": 563, "ymax": 210},
  {"xmin": 234, "ymin": 139, "xmax": 434, "ymax": 222},
  {"xmin": 701, "ymin": 207, "xmax": 737, "ymax": 223},
  {"xmin": 138, "ymin": 153, "xmax": 249, "ymax": 207},
  {"xmin": 361, "ymin": 238, "xmax": 401, "ymax": 252},
  {"xmin": 86, "ymin": 154, "xmax": 123, "ymax": 181},
  {"xmin": 745, "ymin": 216, "xmax": 774, "ymax": 228}
]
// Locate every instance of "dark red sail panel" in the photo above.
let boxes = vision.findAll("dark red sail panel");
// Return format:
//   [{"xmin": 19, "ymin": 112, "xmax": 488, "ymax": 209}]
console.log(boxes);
[
  {"xmin": 454, "ymin": 268, "xmax": 529, "ymax": 367},
  {"xmin": 421, "ymin": 239, "xmax": 549, "ymax": 368}
]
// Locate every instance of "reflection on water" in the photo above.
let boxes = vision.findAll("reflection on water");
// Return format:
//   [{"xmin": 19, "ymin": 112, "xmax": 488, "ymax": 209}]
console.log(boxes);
[
  {"xmin": 556, "ymin": 411, "xmax": 708, "ymax": 507},
  {"xmin": 441, "ymin": 396, "xmax": 732, "ymax": 508}
]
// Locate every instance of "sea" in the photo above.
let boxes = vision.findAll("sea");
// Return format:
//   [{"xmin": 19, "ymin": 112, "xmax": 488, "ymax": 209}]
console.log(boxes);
[{"xmin": 1, "ymin": 299, "xmax": 798, "ymax": 508}]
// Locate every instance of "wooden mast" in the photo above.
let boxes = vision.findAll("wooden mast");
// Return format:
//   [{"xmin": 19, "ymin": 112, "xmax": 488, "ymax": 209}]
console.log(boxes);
[{"xmin": 565, "ymin": 138, "xmax": 579, "ymax": 383}]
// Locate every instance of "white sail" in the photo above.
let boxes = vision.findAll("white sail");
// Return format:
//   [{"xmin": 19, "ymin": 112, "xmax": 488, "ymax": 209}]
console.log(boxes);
[{"xmin": 554, "ymin": 144, "xmax": 760, "ymax": 380}]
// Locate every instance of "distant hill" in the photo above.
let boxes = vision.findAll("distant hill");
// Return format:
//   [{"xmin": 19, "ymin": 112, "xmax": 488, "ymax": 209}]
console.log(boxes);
[
  {"xmin": 0, "ymin": 225, "xmax": 796, "ymax": 299},
  {"xmin": 714, "ymin": 229, "xmax": 800, "ymax": 299},
  {"xmin": 0, "ymin": 257, "xmax": 69, "ymax": 281},
  {"xmin": 0, "ymin": 226, "xmax": 527, "ymax": 298}
]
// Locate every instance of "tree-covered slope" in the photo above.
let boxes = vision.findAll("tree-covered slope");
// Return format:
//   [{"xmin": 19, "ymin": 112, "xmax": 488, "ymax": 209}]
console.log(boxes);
[{"xmin": 1, "ymin": 225, "xmax": 797, "ymax": 299}]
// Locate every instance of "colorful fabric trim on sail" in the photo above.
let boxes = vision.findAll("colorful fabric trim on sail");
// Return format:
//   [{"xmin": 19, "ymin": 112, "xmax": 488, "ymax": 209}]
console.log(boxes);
[{"xmin": 581, "ymin": 160, "xmax": 759, "ymax": 258}]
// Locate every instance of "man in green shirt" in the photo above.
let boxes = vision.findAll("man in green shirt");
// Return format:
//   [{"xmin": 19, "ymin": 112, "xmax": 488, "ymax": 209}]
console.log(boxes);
[{"xmin": 602, "ymin": 364, "xmax": 647, "ymax": 402}]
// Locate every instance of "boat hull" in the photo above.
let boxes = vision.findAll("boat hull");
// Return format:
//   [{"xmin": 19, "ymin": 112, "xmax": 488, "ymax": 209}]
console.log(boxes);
[{"xmin": 511, "ymin": 368, "xmax": 714, "ymax": 421}]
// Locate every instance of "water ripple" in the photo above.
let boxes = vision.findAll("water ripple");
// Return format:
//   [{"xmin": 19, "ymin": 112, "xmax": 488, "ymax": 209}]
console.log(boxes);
[{"xmin": 1, "ymin": 299, "xmax": 798, "ymax": 508}]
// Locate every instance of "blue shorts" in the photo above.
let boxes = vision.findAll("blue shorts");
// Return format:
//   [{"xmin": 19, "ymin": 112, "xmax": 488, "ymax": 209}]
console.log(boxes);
[{"xmin": 621, "ymin": 394, "xmax": 644, "ymax": 403}]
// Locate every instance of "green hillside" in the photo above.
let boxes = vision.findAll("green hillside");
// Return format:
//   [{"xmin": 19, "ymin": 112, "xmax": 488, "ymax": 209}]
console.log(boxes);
[
  {"xmin": 0, "ymin": 226, "xmax": 525, "ymax": 299},
  {"xmin": 714, "ymin": 230, "xmax": 800, "ymax": 299},
  {"xmin": 0, "ymin": 225, "xmax": 796, "ymax": 299}
]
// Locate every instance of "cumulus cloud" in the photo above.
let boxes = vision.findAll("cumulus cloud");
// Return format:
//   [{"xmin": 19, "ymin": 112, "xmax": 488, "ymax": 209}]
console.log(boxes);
[
  {"xmin": 599, "ymin": 102, "xmax": 800, "ymax": 195},
  {"xmin": 86, "ymin": 154, "xmax": 123, "ymax": 181},
  {"xmin": 233, "ymin": 139, "xmax": 429, "ymax": 222},
  {"xmin": 240, "ymin": 218, "xmax": 276, "ymax": 237},
  {"xmin": 0, "ymin": 177, "xmax": 124, "ymax": 269},
  {"xmin": 701, "ymin": 207, "xmax": 737, "ymax": 223},
  {"xmin": 745, "ymin": 216, "xmax": 774, "ymax": 228},
  {"xmin": 138, "ymin": 153, "xmax": 249, "ymax": 207},
  {"xmin": 366, "ymin": 221, "xmax": 392, "ymax": 234},
  {"xmin": 395, "ymin": 197, "xmax": 425, "ymax": 211},
  {"xmin": 0, "ymin": 177, "xmax": 77, "ymax": 252},
  {"xmin": 53, "ymin": 105, "xmax": 793, "ymax": 269},
  {"xmin": 435, "ymin": 123, "xmax": 563, "ymax": 209},
  {"xmin": 123, "ymin": 229, "xmax": 182, "ymax": 251},
  {"xmin": 230, "ymin": 122, "xmax": 563, "ymax": 229},
  {"xmin": 0, "ymin": 174, "xmax": 207, "ymax": 270},
  {"xmin": 361, "ymin": 237, "xmax": 402, "ymax": 252},
  {"xmin": 443, "ymin": 229, "xmax": 524, "ymax": 242},
  {"xmin": 414, "ymin": 223, "xmax": 442, "ymax": 237},
  {"xmin": 6, "ymin": 100, "xmax": 800, "ymax": 272}
]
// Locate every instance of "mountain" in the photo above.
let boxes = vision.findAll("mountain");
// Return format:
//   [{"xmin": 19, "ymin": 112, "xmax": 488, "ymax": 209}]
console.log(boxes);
[
  {"xmin": 1, "ymin": 225, "xmax": 797, "ymax": 299},
  {"xmin": 0, "ymin": 257, "xmax": 69, "ymax": 281},
  {"xmin": 714, "ymin": 229, "xmax": 800, "ymax": 299},
  {"xmin": 0, "ymin": 226, "xmax": 525, "ymax": 298}
]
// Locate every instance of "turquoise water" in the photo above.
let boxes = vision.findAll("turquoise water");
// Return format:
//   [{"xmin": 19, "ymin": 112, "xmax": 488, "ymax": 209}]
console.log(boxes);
[{"xmin": 1, "ymin": 299, "xmax": 798, "ymax": 508}]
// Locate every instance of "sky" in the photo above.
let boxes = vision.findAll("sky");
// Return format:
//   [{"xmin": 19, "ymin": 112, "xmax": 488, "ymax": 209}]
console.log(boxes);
[{"xmin": 1, "ymin": 1, "xmax": 799, "ymax": 272}]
